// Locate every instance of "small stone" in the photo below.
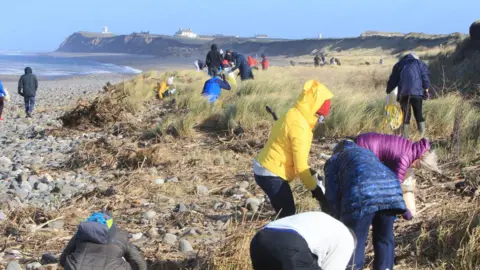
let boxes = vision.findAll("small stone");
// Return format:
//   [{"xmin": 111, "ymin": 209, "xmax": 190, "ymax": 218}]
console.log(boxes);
[
  {"xmin": 166, "ymin": 177, "xmax": 179, "ymax": 183},
  {"xmin": 15, "ymin": 188, "xmax": 29, "ymax": 199},
  {"xmin": 6, "ymin": 261, "xmax": 22, "ymax": 270},
  {"xmin": 154, "ymin": 178, "xmax": 165, "ymax": 185},
  {"xmin": 176, "ymin": 203, "xmax": 187, "ymax": 213},
  {"xmin": 35, "ymin": 182, "xmax": 49, "ymax": 192},
  {"xmin": 213, "ymin": 157, "xmax": 225, "ymax": 166},
  {"xmin": 20, "ymin": 181, "xmax": 33, "ymax": 192},
  {"xmin": 26, "ymin": 262, "xmax": 42, "ymax": 270},
  {"xmin": 40, "ymin": 173, "xmax": 54, "ymax": 183},
  {"xmin": 213, "ymin": 202, "xmax": 223, "ymax": 211},
  {"xmin": 131, "ymin": 232, "xmax": 143, "ymax": 241},
  {"xmin": 246, "ymin": 197, "xmax": 260, "ymax": 212},
  {"xmin": 185, "ymin": 228, "xmax": 198, "ymax": 236},
  {"xmin": 163, "ymin": 233, "xmax": 177, "ymax": 245},
  {"xmin": 190, "ymin": 203, "xmax": 201, "ymax": 211},
  {"xmin": 148, "ymin": 227, "xmax": 159, "ymax": 237},
  {"xmin": 179, "ymin": 239, "xmax": 194, "ymax": 253},
  {"xmin": 39, "ymin": 264, "xmax": 58, "ymax": 270},
  {"xmin": 222, "ymin": 202, "xmax": 232, "ymax": 210},
  {"xmin": 41, "ymin": 253, "xmax": 58, "ymax": 264},
  {"xmin": 0, "ymin": 211, "xmax": 6, "ymax": 221},
  {"xmin": 238, "ymin": 181, "xmax": 249, "ymax": 189},
  {"xmin": 48, "ymin": 220, "xmax": 65, "ymax": 230},
  {"xmin": 196, "ymin": 185, "xmax": 209, "ymax": 196},
  {"xmin": 143, "ymin": 210, "xmax": 157, "ymax": 220}
]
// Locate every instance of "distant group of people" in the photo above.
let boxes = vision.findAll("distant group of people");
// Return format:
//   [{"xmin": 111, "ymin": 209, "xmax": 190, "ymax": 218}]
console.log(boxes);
[
  {"xmin": 313, "ymin": 54, "xmax": 341, "ymax": 67},
  {"xmin": 0, "ymin": 67, "xmax": 39, "ymax": 121}
]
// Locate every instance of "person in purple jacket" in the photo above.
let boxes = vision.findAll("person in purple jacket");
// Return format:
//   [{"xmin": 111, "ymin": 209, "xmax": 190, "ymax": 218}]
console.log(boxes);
[{"xmin": 355, "ymin": 132, "xmax": 440, "ymax": 219}]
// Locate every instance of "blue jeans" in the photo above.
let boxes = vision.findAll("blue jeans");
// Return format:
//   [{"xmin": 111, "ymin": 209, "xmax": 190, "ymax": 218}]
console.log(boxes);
[
  {"xmin": 254, "ymin": 174, "xmax": 295, "ymax": 218},
  {"xmin": 344, "ymin": 211, "xmax": 395, "ymax": 270},
  {"xmin": 24, "ymin": 96, "xmax": 35, "ymax": 114}
]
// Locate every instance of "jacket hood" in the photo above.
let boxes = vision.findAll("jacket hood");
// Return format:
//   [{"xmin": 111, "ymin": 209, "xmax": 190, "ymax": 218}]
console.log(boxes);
[
  {"xmin": 76, "ymin": 221, "xmax": 112, "ymax": 244},
  {"xmin": 24, "ymin": 67, "xmax": 33, "ymax": 74},
  {"xmin": 231, "ymin": 52, "xmax": 238, "ymax": 58},
  {"xmin": 411, "ymin": 138, "xmax": 430, "ymax": 161},
  {"xmin": 294, "ymin": 80, "xmax": 334, "ymax": 128},
  {"xmin": 211, "ymin": 44, "xmax": 218, "ymax": 51}
]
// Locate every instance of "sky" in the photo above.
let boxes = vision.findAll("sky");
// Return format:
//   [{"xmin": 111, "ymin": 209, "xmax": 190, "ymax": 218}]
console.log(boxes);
[{"xmin": 1, "ymin": 0, "xmax": 479, "ymax": 52}]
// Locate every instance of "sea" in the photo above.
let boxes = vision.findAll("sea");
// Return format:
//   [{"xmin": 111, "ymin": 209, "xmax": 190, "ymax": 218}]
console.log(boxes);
[{"xmin": 0, "ymin": 52, "xmax": 142, "ymax": 78}]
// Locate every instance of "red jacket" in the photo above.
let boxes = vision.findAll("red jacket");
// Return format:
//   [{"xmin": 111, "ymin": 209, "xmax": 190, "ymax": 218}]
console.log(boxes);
[
  {"xmin": 247, "ymin": 56, "xmax": 257, "ymax": 67},
  {"xmin": 261, "ymin": 57, "xmax": 269, "ymax": 70}
]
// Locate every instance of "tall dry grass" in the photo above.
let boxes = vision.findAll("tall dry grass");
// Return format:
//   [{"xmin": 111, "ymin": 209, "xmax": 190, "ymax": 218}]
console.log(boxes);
[{"xmin": 120, "ymin": 65, "xmax": 480, "ymax": 160}]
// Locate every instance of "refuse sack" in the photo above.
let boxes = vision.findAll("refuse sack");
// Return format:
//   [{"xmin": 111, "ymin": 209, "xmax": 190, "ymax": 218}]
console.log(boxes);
[
  {"xmin": 223, "ymin": 68, "xmax": 237, "ymax": 87},
  {"xmin": 385, "ymin": 87, "xmax": 403, "ymax": 130},
  {"xmin": 402, "ymin": 168, "xmax": 417, "ymax": 217},
  {"xmin": 4, "ymin": 88, "xmax": 10, "ymax": 102}
]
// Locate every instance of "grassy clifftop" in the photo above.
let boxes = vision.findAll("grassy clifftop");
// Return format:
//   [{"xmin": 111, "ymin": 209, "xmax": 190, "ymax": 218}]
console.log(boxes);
[{"xmin": 56, "ymin": 31, "xmax": 465, "ymax": 57}]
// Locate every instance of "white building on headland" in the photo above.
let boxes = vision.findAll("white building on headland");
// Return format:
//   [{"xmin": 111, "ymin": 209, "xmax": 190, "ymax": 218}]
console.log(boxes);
[
  {"xmin": 254, "ymin": 34, "xmax": 269, "ymax": 39},
  {"xmin": 174, "ymin": 28, "xmax": 198, "ymax": 38}
]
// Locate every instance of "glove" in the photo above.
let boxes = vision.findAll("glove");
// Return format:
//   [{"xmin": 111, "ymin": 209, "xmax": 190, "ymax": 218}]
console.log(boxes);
[
  {"xmin": 317, "ymin": 115, "xmax": 325, "ymax": 124},
  {"xmin": 423, "ymin": 90, "xmax": 430, "ymax": 100},
  {"xmin": 402, "ymin": 209, "xmax": 413, "ymax": 220},
  {"xmin": 311, "ymin": 186, "xmax": 331, "ymax": 214}
]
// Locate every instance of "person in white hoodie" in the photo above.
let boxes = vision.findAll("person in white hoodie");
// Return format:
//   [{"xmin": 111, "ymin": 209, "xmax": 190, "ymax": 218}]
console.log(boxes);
[{"xmin": 250, "ymin": 211, "xmax": 355, "ymax": 270}]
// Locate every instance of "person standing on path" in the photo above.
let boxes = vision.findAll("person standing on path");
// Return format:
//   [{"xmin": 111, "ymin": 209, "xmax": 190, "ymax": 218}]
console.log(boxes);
[
  {"xmin": 0, "ymin": 80, "xmax": 6, "ymax": 120},
  {"xmin": 18, "ymin": 67, "xmax": 38, "ymax": 118},
  {"xmin": 386, "ymin": 52, "xmax": 430, "ymax": 138},
  {"xmin": 324, "ymin": 140, "xmax": 407, "ymax": 270},
  {"xmin": 253, "ymin": 80, "xmax": 333, "ymax": 218},
  {"xmin": 250, "ymin": 211, "xmax": 355, "ymax": 270}
]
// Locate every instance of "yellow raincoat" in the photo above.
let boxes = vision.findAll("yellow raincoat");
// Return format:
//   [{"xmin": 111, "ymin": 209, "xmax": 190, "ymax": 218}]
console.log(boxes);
[
  {"xmin": 256, "ymin": 80, "xmax": 334, "ymax": 190},
  {"xmin": 155, "ymin": 81, "xmax": 168, "ymax": 99}
]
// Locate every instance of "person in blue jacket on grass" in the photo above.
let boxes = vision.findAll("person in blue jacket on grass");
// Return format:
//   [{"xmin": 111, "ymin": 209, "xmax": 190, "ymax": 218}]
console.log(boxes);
[{"xmin": 201, "ymin": 69, "xmax": 231, "ymax": 103}]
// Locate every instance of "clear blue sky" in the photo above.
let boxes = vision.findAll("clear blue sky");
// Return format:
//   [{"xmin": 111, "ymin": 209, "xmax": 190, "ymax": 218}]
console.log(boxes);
[{"xmin": 1, "ymin": 0, "xmax": 478, "ymax": 52}]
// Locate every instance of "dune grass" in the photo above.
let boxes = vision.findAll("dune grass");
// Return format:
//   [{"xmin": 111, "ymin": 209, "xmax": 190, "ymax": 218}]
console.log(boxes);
[{"xmin": 119, "ymin": 65, "xmax": 480, "ymax": 161}]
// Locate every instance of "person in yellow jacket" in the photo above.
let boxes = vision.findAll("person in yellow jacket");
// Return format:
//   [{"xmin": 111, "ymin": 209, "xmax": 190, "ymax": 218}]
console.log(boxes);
[
  {"xmin": 155, "ymin": 77, "xmax": 175, "ymax": 100},
  {"xmin": 254, "ymin": 80, "xmax": 334, "ymax": 218}
]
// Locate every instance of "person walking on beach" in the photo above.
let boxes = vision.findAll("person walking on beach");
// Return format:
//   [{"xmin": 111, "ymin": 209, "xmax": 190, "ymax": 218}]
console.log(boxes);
[
  {"xmin": 60, "ymin": 211, "xmax": 147, "ymax": 270},
  {"xmin": 253, "ymin": 80, "xmax": 333, "ymax": 218},
  {"xmin": 261, "ymin": 54, "xmax": 269, "ymax": 70},
  {"xmin": 18, "ymin": 67, "xmax": 38, "ymax": 118},
  {"xmin": 229, "ymin": 52, "xmax": 254, "ymax": 81},
  {"xmin": 314, "ymin": 54, "xmax": 320, "ymax": 67},
  {"xmin": 250, "ymin": 211, "xmax": 355, "ymax": 270},
  {"xmin": 205, "ymin": 44, "xmax": 223, "ymax": 77},
  {"xmin": 0, "ymin": 80, "xmax": 6, "ymax": 120},
  {"xmin": 386, "ymin": 52, "xmax": 430, "ymax": 138},
  {"xmin": 324, "ymin": 140, "xmax": 407, "ymax": 270}
]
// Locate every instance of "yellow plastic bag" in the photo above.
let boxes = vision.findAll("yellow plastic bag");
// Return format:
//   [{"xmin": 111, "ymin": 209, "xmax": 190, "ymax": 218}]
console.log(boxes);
[
  {"xmin": 385, "ymin": 87, "xmax": 403, "ymax": 130},
  {"xmin": 402, "ymin": 168, "xmax": 416, "ymax": 216},
  {"xmin": 223, "ymin": 68, "xmax": 237, "ymax": 87}
]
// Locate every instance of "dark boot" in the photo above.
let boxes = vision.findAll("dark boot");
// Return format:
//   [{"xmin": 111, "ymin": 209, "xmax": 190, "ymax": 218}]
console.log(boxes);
[{"xmin": 418, "ymin": 122, "xmax": 426, "ymax": 138}]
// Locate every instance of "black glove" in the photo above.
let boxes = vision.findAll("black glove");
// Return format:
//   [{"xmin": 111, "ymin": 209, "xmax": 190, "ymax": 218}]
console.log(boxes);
[{"xmin": 311, "ymin": 186, "xmax": 331, "ymax": 214}]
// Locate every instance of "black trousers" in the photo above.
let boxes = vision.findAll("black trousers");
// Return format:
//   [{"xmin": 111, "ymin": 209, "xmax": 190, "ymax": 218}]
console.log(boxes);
[
  {"xmin": 250, "ymin": 228, "xmax": 321, "ymax": 270},
  {"xmin": 400, "ymin": 95, "xmax": 424, "ymax": 124}
]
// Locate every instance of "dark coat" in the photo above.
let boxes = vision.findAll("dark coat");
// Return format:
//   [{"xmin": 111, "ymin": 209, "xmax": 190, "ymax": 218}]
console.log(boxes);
[
  {"xmin": 205, "ymin": 44, "xmax": 223, "ymax": 70},
  {"xmin": 386, "ymin": 54, "xmax": 430, "ymax": 97},
  {"xmin": 18, "ymin": 67, "xmax": 38, "ymax": 97},
  {"xmin": 324, "ymin": 141, "xmax": 406, "ymax": 222},
  {"xmin": 230, "ymin": 52, "xmax": 253, "ymax": 81},
  {"xmin": 60, "ymin": 221, "xmax": 147, "ymax": 270}
]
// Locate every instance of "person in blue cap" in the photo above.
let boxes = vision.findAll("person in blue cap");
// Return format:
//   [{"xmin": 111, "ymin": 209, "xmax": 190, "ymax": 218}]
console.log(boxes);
[{"xmin": 60, "ymin": 212, "xmax": 147, "ymax": 270}]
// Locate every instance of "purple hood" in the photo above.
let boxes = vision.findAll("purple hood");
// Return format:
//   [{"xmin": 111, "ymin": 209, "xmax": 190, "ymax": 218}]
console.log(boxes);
[{"xmin": 355, "ymin": 132, "xmax": 430, "ymax": 182}]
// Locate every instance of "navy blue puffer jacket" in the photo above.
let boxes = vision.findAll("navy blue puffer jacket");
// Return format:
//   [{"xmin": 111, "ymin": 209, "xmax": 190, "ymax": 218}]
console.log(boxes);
[
  {"xmin": 324, "ymin": 141, "xmax": 406, "ymax": 222},
  {"xmin": 386, "ymin": 54, "xmax": 430, "ymax": 97}
]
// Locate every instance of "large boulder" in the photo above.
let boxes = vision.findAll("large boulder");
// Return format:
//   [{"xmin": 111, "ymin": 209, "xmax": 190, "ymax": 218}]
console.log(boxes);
[{"xmin": 469, "ymin": 20, "xmax": 480, "ymax": 41}]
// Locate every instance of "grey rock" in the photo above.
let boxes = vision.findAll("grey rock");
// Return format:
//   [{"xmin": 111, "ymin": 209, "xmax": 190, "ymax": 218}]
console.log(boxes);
[
  {"xmin": 41, "ymin": 252, "xmax": 58, "ymax": 264},
  {"xmin": 6, "ymin": 261, "xmax": 22, "ymax": 270},
  {"xmin": 196, "ymin": 185, "xmax": 209, "ymax": 196},
  {"xmin": 0, "ymin": 211, "xmax": 6, "ymax": 221},
  {"xmin": 28, "ymin": 175, "xmax": 39, "ymax": 185},
  {"xmin": 20, "ymin": 181, "xmax": 33, "ymax": 192},
  {"xmin": 15, "ymin": 188, "xmax": 29, "ymax": 199},
  {"xmin": 48, "ymin": 220, "xmax": 65, "ymax": 230},
  {"xmin": 163, "ymin": 233, "xmax": 177, "ymax": 245},
  {"xmin": 246, "ymin": 197, "xmax": 260, "ymax": 212},
  {"xmin": 143, "ymin": 210, "xmax": 157, "ymax": 220},
  {"xmin": 166, "ymin": 177, "xmax": 179, "ymax": 183},
  {"xmin": 131, "ymin": 232, "xmax": 143, "ymax": 241},
  {"xmin": 213, "ymin": 157, "xmax": 225, "ymax": 166},
  {"xmin": 26, "ymin": 262, "xmax": 42, "ymax": 270},
  {"xmin": 0, "ymin": 156, "xmax": 12, "ymax": 173},
  {"xmin": 176, "ymin": 203, "xmax": 187, "ymax": 213},
  {"xmin": 238, "ymin": 181, "xmax": 249, "ymax": 189},
  {"xmin": 148, "ymin": 227, "xmax": 159, "ymax": 237},
  {"xmin": 35, "ymin": 182, "xmax": 49, "ymax": 192},
  {"xmin": 154, "ymin": 178, "xmax": 165, "ymax": 185},
  {"xmin": 40, "ymin": 173, "xmax": 54, "ymax": 183},
  {"xmin": 179, "ymin": 239, "xmax": 194, "ymax": 252}
]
